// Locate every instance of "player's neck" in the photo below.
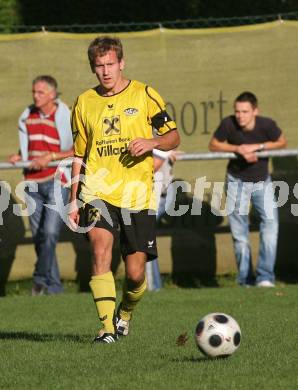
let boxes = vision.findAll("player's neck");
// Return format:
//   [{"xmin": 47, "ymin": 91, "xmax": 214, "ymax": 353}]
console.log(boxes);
[{"xmin": 99, "ymin": 78, "xmax": 130, "ymax": 96}]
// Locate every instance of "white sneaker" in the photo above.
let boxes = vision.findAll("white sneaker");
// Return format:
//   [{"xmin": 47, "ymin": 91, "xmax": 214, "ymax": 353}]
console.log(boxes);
[
  {"xmin": 31, "ymin": 284, "xmax": 45, "ymax": 296},
  {"xmin": 256, "ymin": 280, "xmax": 275, "ymax": 288}
]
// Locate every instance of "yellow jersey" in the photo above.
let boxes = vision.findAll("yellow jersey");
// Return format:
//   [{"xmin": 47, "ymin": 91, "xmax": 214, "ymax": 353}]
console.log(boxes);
[{"xmin": 71, "ymin": 80, "xmax": 177, "ymax": 210}]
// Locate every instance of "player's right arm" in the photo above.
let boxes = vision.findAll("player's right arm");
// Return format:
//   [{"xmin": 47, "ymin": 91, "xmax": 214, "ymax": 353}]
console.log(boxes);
[
  {"xmin": 8, "ymin": 153, "xmax": 22, "ymax": 163},
  {"xmin": 209, "ymin": 137, "xmax": 239, "ymax": 153},
  {"xmin": 209, "ymin": 136, "xmax": 258, "ymax": 163},
  {"xmin": 68, "ymin": 157, "xmax": 83, "ymax": 230},
  {"xmin": 68, "ymin": 97, "xmax": 87, "ymax": 230}
]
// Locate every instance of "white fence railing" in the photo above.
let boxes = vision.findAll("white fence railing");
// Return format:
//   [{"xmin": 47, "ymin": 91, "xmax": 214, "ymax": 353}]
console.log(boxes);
[{"xmin": 0, "ymin": 149, "xmax": 298, "ymax": 169}]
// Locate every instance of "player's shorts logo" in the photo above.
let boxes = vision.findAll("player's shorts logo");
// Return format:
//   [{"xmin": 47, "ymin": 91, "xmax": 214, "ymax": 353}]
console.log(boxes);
[
  {"xmin": 102, "ymin": 116, "xmax": 121, "ymax": 136},
  {"xmin": 148, "ymin": 240, "xmax": 154, "ymax": 248},
  {"xmin": 88, "ymin": 207, "xmax": 101, "ymax": 223}
]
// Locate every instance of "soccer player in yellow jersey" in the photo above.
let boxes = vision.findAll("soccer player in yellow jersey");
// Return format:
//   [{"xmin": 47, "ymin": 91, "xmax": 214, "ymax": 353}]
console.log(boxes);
[{"xmin": 69, "ymin": 36, "xmax": 180, "ymax": 343}]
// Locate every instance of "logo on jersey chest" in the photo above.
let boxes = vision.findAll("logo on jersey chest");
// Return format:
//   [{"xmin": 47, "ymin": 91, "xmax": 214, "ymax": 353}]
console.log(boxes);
[
  {"xmin": 124, "ymin": 107, "xmax": 138, "ymax": 116},
  {"xmin": 102, "ymin": 116, "xmax": 121, "ymax": 137},
  {"xmin": 97, "ymin": 142, "xmax": 129, "ymax": 157}
]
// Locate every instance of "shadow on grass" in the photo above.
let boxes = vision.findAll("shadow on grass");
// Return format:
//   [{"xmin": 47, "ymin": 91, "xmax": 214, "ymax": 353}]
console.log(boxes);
[
  {"xmin": 0, "ymin": 330, "xmax": 89, "ymax": 343},
  {"xmin": 171, "ymin": 355, "xmax": 230, "ymax": 363}
]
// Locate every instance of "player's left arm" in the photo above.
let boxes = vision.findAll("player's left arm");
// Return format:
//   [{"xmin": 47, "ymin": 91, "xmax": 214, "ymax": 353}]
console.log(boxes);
[
  {"xmin": 128, "ymin": 130, "xmax": 180, "ymax": 157},
  {"xmin": 235, "ymin": 133, "xmax": 287, "ymax": 163},
  {"xmin": 128, "ymin": 86, "xmax": 180, "ymax": 157},
  {"xmin": 260, "ymin": 133, "xmax": 287, "ymax": 151}
]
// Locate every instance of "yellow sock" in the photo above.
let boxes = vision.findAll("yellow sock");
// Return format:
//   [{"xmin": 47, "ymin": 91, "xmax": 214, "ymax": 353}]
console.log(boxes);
[
  {"xmin": 89, "ymin": 272, "xmax": 116, "ymax": 334},
  {"xmin": 119, "ymin": 278, "xmax": 147, "ymax": 321}
]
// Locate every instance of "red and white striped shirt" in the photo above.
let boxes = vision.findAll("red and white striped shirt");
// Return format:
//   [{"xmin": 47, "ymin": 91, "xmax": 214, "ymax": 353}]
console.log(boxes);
[{"xmin": 25, "ymin": 107, "xmax": 66, "ymax": 183}]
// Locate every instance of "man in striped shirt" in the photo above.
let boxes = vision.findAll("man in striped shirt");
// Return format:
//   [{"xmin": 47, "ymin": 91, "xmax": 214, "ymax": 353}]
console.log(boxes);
[{"xmin": 9, "ymin": 75, "xmax": 73, "ymax": 295}]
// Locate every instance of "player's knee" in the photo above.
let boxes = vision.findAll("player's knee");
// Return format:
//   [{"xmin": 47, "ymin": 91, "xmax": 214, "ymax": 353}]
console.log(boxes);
[
  {"xmin": 92, "ymin": 245, "xmax": 111, "ymax": 263},
  {"xmin": 126, "ymin": 268, "xmax": 144, "ymax": 285}
]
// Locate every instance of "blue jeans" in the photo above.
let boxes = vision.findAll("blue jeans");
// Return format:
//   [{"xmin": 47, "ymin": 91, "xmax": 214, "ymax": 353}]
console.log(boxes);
[
  {"xmin": 25, "ymin": 180, "xmax": 69, "ymax": 294},
  {"xmin": 226, "ymin": 174, "xmax": 278, "ymax": 285}
]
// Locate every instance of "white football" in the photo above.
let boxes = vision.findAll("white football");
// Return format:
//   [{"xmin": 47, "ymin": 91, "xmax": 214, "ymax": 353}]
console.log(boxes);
[{"xmin": 195, "ymin": 313, "xmax": 241, "ymax": 358}]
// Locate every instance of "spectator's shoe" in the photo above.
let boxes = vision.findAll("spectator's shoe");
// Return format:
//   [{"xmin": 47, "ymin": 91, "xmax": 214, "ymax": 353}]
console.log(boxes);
[
  {"xmin": 31, "ymin": 284, "xmax": 45, "ymax": 296},
  {"xmin": 93, "ymin": 330, "xmax": 119, "ymax": 344},
  {"xmin": 256, "ymin": 280, "xmax": 275, "ymax": 288},
  {"xmin": 116, "ymin": 316, "xmax": 130, "ymax": 336}
]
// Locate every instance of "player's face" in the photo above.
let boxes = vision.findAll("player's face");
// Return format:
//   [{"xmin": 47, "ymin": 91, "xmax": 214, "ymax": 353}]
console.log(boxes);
[
  {"xmin": 32, "ymin": 81, "xmax": 56, "ymax": 111},
  {"xmin": 234, "ymin": 102, "xmax": 258, "ymax": 130},
  {"xmin": 93, "ymin": 50, "xmax": 124, "ymax": 93}
]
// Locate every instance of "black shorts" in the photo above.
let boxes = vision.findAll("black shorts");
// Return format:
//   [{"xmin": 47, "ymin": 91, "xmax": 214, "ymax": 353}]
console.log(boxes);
[{"xmin": 83, "ymin": 200, "xmax": 157, "ymax": 261}]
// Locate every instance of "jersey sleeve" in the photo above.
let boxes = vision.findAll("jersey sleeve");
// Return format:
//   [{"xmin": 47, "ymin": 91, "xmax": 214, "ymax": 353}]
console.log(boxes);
[
  {"xmin": 265, "ymin": 119, "xmax": 282, "ymax": 141},
  {"xmin": 213, "ymin": 118, "xmax": 230, "ymax": 141},
  {"xmin": 71, "ymin": 97, "xmax": 87, "ymax": 157},
  {"xmin": 145, "ymin": 86, "xmax": 177, "ymax": 136}
]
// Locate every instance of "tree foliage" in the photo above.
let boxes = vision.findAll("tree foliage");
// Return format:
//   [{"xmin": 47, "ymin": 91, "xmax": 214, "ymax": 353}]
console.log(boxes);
[
  {"xmin": 0, "ymin": 0, "xmax": 298, "ymax": 27},
  {"xmin": 0, "ymin": 0, "xmax": 20, "ymax": 26}
]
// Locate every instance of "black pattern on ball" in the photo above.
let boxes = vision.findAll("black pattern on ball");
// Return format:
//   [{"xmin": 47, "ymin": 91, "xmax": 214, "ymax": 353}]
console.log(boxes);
[
  {"xmin": 209, "ymin": 334, "xmax": 222, "ymax": 347},
  {"xmin": 214, "ymin": 314, "xmax": 229, "ymax": 323},
  {"xmin": 195, "ymin": 321, "xmax": 204, "ymax": 336},
  {"xmin": 234, "ymin": 331, "xmax": 241, "ymax": 346}
]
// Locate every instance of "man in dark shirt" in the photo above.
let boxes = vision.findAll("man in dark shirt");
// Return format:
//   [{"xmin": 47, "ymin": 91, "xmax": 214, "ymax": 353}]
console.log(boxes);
[{"xmin": 209, "ymin": 91, "xmax": 287, "ymax": 287}]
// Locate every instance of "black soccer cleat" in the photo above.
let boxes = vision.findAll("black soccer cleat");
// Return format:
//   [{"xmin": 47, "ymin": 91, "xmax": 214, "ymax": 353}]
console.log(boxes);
[{"xmin": 93, "ymin": 332, "xmax": 119, "ymax": 344}]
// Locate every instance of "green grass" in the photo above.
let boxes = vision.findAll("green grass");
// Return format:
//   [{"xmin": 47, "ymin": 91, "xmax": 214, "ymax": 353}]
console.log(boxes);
[{"xmin": 0, "ymin": 283, "xmax": 297, "ymax": 390}]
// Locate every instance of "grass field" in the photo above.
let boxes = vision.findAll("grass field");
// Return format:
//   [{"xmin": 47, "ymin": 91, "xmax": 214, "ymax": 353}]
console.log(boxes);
[{"xmin": 0, "ymin": 282, "xmax": 297, "ymax": 390}]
